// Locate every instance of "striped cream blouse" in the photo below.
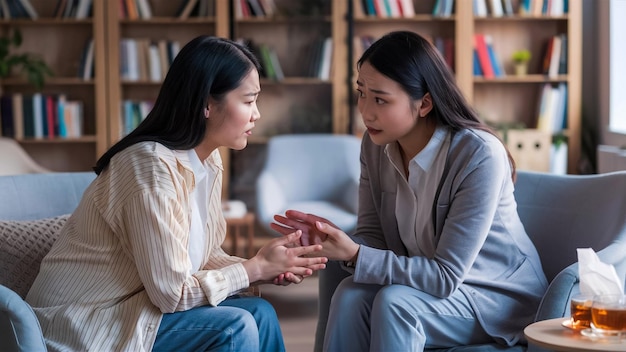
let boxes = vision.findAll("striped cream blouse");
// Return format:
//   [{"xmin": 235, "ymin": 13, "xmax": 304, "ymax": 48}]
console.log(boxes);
[{"xmin": 26, "ymin": 141, "xmax": 249, "ymax": 352}]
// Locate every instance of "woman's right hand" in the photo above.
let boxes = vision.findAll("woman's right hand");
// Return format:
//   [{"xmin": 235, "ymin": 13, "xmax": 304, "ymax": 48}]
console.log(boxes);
[
  {"xmin": 243, "ymin": 230, "xmax": 327, "ymax": 284},
  {"xmin": 271, "ymin": 210, "xmax": 339, "ymax": 246},
  {"xmin": 271, "ymin": 210, "xmax": 360, "ymax": 262}
]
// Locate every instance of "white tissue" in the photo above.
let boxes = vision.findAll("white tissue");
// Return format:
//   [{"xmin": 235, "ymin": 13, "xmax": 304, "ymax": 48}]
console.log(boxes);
[{"xmin": 577, "ymin": 247, "xmax": 624, "ymax": 296}]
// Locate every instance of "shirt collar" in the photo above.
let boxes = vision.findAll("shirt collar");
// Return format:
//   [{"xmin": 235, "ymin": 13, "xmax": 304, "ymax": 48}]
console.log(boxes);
[{"xmin": 384, "ymin": 124, "xmax": 449, "ymax": 173}]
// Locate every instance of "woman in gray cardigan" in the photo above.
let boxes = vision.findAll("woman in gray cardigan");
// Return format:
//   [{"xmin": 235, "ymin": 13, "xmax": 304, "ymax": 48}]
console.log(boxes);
[{"xmin": 272, "ymin": 31, "xmax": 548, "ymax": 351}]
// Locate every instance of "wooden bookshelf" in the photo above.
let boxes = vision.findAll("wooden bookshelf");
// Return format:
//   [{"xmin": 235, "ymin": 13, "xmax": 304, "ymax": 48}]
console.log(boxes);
[
  {"xmin": 230, "ymin": 0, "xmax": 349, "ymax": 140},
  {"xmin": 1, "ymin": 0, "xmax": 582, "ymax": 180},
  {"xmin": 0, "ymin": 0, "xmax": 107, "ymax": 172},
  {"xmin": 349, "ymin": 0, "xmax": 582, "ymax": 174}
]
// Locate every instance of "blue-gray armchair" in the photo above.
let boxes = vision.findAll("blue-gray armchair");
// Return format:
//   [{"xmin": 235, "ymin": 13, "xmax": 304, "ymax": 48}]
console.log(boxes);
[
  {"xmin": 0, "ymin": 172, "xmax": 96, "ymax": 352},
  {"xmin": 255, "ymin": 134, "xmax": 361, "ymax": 237},
  {"xmin": 315, "ymin": 170, "xmax": 626, "ymax": 352}
]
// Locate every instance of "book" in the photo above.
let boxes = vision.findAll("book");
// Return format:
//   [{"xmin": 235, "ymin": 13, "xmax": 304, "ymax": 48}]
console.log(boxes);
[
  {"xmin": 81, "ymin": 38, "xmax": 95, "ymax": 80},
  {"xmin": 124, "ymin": 0, "xmax": 138, "ymax": 19},
  {"xmin": 22, "ymin": 95, "xmax": 34, "ymax": 138},
  {"xmin": 32, "ymin": 93, "xmax": 43, "ymax": 139},
  {"xmin": 473, "ymin": 34, "xmax": 494, "ymax": 78},
  {"xmin": 57, "ymin": 94, "xmax": 67, "ymax": 138},
  {"xmin": 11, "ymin": 93, "xmax": 23, "ymax": 139},
  {"xmin": 258, "ymin": 44, "xmax": 276, "ymax": 80},
  {"xmin": 0, "ymin": 95, "xmax": 14, "ymax": 137},
  {"xmin": 318, "ymin": 37, "xmax": 333, "ymax": 80},
  {"xmin": 268, "ymin": 48, "xmax": 284, "ymax": 81},
  {"xmin": 474, "ymin": 0, "xmax": 488, "ymax": 17},
  {"xmin": 364, "ymin": 0, "xmax": 376, "ymax": 16},
  {"xmin": 45, "ymin": 95, "xmax": 56, "ymax": 138},
  {"xmin": 398, "ymin": 0, "xmax": 414, "ymax": 17},
  {"xmin": 148, "ymin": 42, "xmax": 162, "ymax": 82},
  {"xmin": 178, "ymin": 0, "xmax": 199, "ymax": 19},
  {"xmin": 74, "ymin": 0, "xmax": 91, "ymax": 19},
  {"xmin": 488, "ymin": 0, "xmax": 503, "ymax": 17},
  {"xmin": 484, "ymin": 35, "xmax": 504, "ymax": 77},
  {"xmin": 558, "ymin": 34, "xmax": 568, "ymax": 74},
  {"xmin": 16, "ymin": 0, "xmax": 38, "ymax": 19},
  {"xmin": 541, "ymin": 37, "xmax": 554, "ymax": 75},
  {"xmin": 548, "ymin": 35, "xmax": 562, "ymax": 78},
  {"xmin": 135, "ymin": 0, "xmax": 151, "ymax": 19},
  {"xmin": 472, "ymin": 49, "xmax": 483, "ymax": 76}
]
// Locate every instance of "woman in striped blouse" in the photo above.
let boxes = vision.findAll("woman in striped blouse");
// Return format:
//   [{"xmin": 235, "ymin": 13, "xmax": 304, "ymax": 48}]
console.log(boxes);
[{"xmin": 26, "ymin": 36, "xmax": 327, "ymax": 352}]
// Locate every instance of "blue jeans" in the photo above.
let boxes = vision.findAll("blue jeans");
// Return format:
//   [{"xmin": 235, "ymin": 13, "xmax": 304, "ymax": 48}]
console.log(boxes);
[{"xmin": 153, "ymin": 295, "xmax": 285, "ymax": 352}]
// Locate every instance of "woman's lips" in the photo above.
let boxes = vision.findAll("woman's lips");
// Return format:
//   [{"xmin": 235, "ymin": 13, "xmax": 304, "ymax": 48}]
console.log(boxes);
[{"xmin": 367, "ymin": 127, "xmax": 381, "ymax": 135}]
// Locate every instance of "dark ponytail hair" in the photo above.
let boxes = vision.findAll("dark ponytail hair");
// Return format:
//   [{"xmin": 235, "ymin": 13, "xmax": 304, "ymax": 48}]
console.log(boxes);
[
  {"xmin": 94, "ymin": 36, "xmax": 260, "ymax": 175},
  {"xmin": 358, "ymin": 31, "xmax": 516, "ymax": 180}
]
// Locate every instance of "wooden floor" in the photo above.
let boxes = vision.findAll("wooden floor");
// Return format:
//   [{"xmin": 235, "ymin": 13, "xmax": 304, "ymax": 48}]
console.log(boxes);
[{"xmin": 263, "ymin": 274, "xmax": 319, "ymax": 352}]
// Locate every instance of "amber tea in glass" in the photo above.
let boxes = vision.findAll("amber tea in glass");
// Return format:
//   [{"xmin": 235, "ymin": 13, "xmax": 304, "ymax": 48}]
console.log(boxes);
[{"xmin": 570, "ymin": 295, "xmax": 593, "ymax": 329}]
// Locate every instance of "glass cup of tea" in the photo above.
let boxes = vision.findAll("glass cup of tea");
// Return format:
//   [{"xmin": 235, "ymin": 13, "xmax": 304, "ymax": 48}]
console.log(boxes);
[
  {"xmin": 589, "ymin": 294, "xmax": 626, "ymax": 340},
  {"xmin": 570, "ymin": 294, "xmax": 594, "ymax": 329}
]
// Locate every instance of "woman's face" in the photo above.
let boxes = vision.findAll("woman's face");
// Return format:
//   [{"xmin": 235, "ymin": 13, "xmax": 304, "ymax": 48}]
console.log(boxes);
[
  {"xmin": 356, "ymin": 61, "xmax": 421, "ymax": 146},
  {"xmin": 205, "ymin": 68, "xmax": 261, "ymax": 151}
]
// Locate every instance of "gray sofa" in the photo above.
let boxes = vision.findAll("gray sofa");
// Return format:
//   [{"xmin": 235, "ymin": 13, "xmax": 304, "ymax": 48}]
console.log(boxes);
[{"xmin": 0, "ymin": 172, "xmax": 96, "ymax": 352}]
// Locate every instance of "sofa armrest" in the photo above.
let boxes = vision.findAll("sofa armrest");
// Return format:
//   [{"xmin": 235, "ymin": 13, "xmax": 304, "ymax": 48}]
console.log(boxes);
[{"xmin": 0, "ymin": 284, "xmax": 47, "ymax": 351}]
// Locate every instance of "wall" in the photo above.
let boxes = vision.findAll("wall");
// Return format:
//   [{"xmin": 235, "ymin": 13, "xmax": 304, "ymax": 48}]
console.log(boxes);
[{"xmin": 584, "ymin": 0, "xmax": 626, "ymax": 172}]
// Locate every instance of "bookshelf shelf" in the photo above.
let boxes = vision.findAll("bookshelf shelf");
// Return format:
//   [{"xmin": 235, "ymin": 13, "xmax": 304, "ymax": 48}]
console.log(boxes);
[{"xmin": 474, "ymin": 75, "xmax": 569, "ymax": 83}]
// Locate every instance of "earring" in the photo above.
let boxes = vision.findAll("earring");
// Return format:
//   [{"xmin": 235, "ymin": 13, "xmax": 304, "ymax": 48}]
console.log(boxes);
[{"xmin": 204, "ymin": 107, "xmax": 209, "ymax": 119}]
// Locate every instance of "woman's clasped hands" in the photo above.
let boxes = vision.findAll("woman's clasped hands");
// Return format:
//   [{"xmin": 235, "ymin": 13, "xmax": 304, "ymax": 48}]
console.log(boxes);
[{"xmin": 244, "ymin": 229, "xmax": 329, "ymax": 286}]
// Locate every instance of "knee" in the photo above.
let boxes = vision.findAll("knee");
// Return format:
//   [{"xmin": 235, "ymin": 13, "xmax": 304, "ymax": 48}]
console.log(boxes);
[
  {"xmin": 247, "ymin": 298, "xmax": 279, "ymax": 322},
  {"xmin": 372, "ymin": 285, "xmax": 409, "ymax": 317},
  {"xmin": 224, "ymin": 309, "xmax": 259, "ymax": 346}
]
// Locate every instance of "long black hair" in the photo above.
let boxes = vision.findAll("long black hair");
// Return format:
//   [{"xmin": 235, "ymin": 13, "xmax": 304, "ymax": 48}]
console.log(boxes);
[
  {"xmin": 358, "ymin": 31, "xmax": 516, "ymax": 179},
  {"xmin": 94, "ymin": 36, "xmax": 260, "ymax": 175}
]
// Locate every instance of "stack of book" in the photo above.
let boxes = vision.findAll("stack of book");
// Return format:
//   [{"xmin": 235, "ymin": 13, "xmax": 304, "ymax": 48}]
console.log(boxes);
[{"xmin": 0, "ymin": 93, "xmax": 84, "ymax": 139}]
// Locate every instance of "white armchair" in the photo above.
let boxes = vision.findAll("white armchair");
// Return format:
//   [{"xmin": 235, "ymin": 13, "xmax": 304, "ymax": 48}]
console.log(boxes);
[
  {"xmin": 0, "ymin": 138, "xmax": 50, "ymax": 176},
  {"xmin": 255, "ymin": 134, "xmax": 361, "ymax": 236}
]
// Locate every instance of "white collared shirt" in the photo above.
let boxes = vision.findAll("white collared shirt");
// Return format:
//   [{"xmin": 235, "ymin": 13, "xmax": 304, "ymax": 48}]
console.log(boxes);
[
  {"xmin": 186, "ymin": 149, "xmax": 217, "ymax": 272},
  {"xmin": 385, "ymin": 125, "xmax": 451, "ymax": 257}
]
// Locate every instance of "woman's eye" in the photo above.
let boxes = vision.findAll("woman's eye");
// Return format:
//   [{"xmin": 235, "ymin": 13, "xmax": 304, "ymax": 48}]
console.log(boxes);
[
  {"xmin": 375, "ymin": 97, "xmax": 385, "ymax": 105},
  {"xmin": 356, "ymin": 90, "xmax": 364, "ymax": 98}
]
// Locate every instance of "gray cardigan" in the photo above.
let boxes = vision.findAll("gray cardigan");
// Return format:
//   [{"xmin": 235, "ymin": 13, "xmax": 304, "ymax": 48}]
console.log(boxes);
[{"xmin": 351, "ymin": 129, "xmax": 548, "ymax": 345}]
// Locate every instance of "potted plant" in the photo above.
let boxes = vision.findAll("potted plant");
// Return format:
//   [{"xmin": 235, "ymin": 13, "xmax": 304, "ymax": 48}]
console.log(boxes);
[
  {"xmin": 511, "ymin": 49, "xmax": 531, "ymax": 76},
  {"xmin": 0, "ymin": 28, "xmax": 53, "ymax": 90}
]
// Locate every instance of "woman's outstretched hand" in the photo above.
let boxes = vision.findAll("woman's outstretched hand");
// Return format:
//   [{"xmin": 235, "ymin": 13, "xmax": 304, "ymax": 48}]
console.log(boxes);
[
  {"xmin": 271, "ymin": 210, "xmax": 360, "ymax": 262},
  {"xmin": 243, "ymin": 230, "xmax": 327, "ymax": 284},
  {"xmin": 271, "ymin": 210, "xmax": 338, "ymax": 246}
]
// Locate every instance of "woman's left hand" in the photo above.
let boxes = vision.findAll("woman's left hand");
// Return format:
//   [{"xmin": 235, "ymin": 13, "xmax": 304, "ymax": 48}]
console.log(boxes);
[{"xmin": 272, "ymin": 272, "xmax": 304, "ymax": 286}]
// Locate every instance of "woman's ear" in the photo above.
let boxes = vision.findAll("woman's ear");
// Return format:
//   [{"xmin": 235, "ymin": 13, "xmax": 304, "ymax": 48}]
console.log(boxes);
[{"xmin": 418, "ymin": 92, "xmax": 433, "ymax": 118}]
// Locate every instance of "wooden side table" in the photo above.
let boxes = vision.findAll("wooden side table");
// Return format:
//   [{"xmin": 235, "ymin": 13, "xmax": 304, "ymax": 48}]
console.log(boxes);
[
  {"xmin": 225, "ymin": 212, "xmax": 256, "ymax": 258},
  {"xmin": 524, "ymin": 317, "xmax": 626, "ymax": 351}
]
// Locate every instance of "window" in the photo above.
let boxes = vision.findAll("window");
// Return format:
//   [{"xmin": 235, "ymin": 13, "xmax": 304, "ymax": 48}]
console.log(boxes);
[{"xmin": 610, "ymin": 0, "xmax": 626, "ymax": 134}]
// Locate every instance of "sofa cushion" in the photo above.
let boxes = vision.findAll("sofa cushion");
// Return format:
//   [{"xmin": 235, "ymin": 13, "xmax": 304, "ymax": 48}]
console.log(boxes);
[{"xmin": 0, "ymin": 215, "xmax": 69, "ymax": 298}]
